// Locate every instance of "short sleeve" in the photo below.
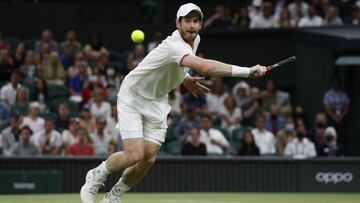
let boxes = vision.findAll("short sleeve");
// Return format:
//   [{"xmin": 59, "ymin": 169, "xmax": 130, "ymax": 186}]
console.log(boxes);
[{"xmin": 169, "ymin": 41, "xmax": 194, "ymax": 65}]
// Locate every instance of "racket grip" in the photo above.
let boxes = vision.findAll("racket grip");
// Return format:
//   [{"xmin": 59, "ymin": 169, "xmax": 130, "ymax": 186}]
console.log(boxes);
[{"xmin": 267, "ymin": 66, "xmax": 272, "ymax": 71}]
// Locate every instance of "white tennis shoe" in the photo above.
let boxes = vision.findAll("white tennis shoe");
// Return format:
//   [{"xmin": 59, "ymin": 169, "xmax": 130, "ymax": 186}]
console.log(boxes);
[{"xmin": 80, "ymin": 168, "xmax": 106, "ymax": 203}]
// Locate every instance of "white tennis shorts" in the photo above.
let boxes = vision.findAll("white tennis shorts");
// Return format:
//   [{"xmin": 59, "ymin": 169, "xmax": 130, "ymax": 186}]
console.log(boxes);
[{"xmin": 116, "ymin": 85, "xmax": 171, "ymax": 145}]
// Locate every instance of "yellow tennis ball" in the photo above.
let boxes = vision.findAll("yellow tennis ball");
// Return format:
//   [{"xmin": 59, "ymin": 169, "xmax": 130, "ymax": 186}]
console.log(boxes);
[{"xmin": 131, "ymin": 30, "xmax": 145, "ymax": 43}]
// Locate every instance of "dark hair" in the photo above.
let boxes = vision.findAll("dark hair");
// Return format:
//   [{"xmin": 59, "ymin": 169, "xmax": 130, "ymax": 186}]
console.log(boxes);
[
  {"xmin": 201, "ymin": 113, "xmax": 212, "ymax": 121},
  {"xmin": 21, "ymin": 125, "xmax": 33, "ymax": 135}
]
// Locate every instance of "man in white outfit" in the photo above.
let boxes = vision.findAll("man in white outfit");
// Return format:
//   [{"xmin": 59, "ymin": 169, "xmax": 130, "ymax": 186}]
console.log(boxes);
[{"xmin": 80, "ymin": 3, "xmax": 267, "ymax": 203}]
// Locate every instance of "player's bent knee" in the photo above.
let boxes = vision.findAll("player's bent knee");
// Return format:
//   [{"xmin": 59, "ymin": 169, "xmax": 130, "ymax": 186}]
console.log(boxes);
[
  {"xmin": 143, "ymin": 154, "xmax": 157, "ymax": 166},
  {"xmin": 124, "ymin": 149, "xmax": 143, "ymax": 165}
]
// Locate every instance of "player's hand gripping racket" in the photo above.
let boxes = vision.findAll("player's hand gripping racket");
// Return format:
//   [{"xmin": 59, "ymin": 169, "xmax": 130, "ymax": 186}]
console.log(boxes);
[{"xmin": 255, "ymin": 56, "xmax": 296, "ymax": 76}]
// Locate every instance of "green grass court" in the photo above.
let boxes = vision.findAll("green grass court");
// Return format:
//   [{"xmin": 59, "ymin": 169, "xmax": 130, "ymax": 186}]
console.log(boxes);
[{"xmin": 1, "ymin": 193, "xmax": 360, "ymax": 203}]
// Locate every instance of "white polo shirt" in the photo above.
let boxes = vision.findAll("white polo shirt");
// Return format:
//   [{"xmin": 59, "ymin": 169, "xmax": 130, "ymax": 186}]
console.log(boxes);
[{"xmin": 120, "ymin": 30, "xmax": 200, "ymax": 100}]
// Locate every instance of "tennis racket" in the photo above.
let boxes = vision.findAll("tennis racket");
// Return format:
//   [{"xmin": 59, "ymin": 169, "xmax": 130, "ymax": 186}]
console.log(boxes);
[{"xmin": 255, "ymin": 56, "xmax": 296, "ymax": 76}]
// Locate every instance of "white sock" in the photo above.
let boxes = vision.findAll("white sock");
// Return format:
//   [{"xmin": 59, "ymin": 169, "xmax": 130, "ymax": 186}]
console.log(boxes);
[
  {"xmin": 98, "ymin": 161, "xmax": 110, "ymax": 177},
  {"xmin": 112, "ymin": 177, "xmax": 130, "ymax": 196}
]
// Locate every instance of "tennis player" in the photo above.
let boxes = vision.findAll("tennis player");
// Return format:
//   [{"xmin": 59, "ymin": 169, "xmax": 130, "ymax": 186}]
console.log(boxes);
[{"xmin": 80, "ymin": 3, "xmax": 267, "ymax": 203}]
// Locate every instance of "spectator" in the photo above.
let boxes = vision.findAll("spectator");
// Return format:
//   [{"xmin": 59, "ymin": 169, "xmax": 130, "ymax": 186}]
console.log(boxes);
[
  {"xmin": 59, "ymin": 29, "xmax": 82, "ymax": 54},
  {"xmin": 248, "ymin": 0, "xmax": 262, "ymax": 20},
  {"xmin": 181, "ymin": 91, "xmax": 207, "ymax": 113},
  {"xmin": 319, "ymin": 126, "xmax": 342, "ymax": 157},
  {"xmin": 31, "ymin": 117, "xmax": 63, "ymax": 155},
  {"xmin": 345, "ymin": 4, "xmax": 360, "ymax": 25},
  {"xmin": 309, "ymin": 112, "xmax": 328, "ymax": 153},
  {"xmin": 11, "ymin": 87, "xmax": 29, "ymax": 116},
  {"xmin": 199, "ymin": 114, "xmax": 229, "ymax": 155},
  {"xmin": 265, "ymin": 104, "xmax": 285, "ymax": 135},
  {"xmin": 276, "ymin": 117, "xmax": 296, "ymax": 155},
  {"xmin": 34, "ymin": 29, "xmax": 59, "ymax": 54},
  {"xmin": 20, "ymin": 50, "xmax": 38, "ymax": 82},
  {"xmin": 55, "ymin": 103, "xmax": 70, "ymax": 132},
  {"xmin": 60, "ymin": 43, "xmax": 77, "ymax": 70},
  {"xmin": 275, "ymin": 8, "xmax": 296, "ymax": 28},
  {"xmin": 232, "ymin": 7, "xmax": 251, "ymax": 29},
  {"xmin": 1, "ymin": 114, "xmax": 21, "ymax": 156},
  {"xmin": 181, "ymin": 127, "xmax": 207, "ymax": 155},
  {"xmin": 69, "ymin": 60, "xmax": 91, "ymax": 97},
  {"xmin": 261, "ymin": 79, "xmax": 291, "ymax": 116},
  {"xmin": 127, "ymin": 44, "xmax": 145, "ymax": 70},
  {"xmin": 207, "ymin": 78, "xmax": 228, "ymax": 116},
  {"xmin": 36, "ymin": 42, "xmax": 51, "ymax": 72},
  {"xmin": 288, "ymin": 0, "xmax": 309, "ymax": 24},
  {"xmin": 242, "ymin": 87, "xmax": 262, "ymax": 127},
  {"xmin": 21, "ymin": 102, "xmax": 45, "ymax": 134},
  {"xmin": 90, "ymin": 86, "xmax": 111, "ymax": 119},
  {"xmin": 0, "ymin": 100, "xmax": 10, "ymax": 127},
  {"xmin": 298, "ymin": 4, "xmax": 323, "ymax": 27},
  {"xmin": 12, "ymin": 42, "xmax": 26, "ymax": 68},
  {"xmin": 0, "ymin": 71, "xmax": 22, "ymax": 106},
  {"xmin": 94, "ymin": 52, "xmax": 110, "ymax": 77},
  {"xmin": 0, "ymin": 30, "xmax": 11, "ymax": 53},
  {"xmin": 237, "ymin": 130, "xmax": 260, "ymax": 156},
  {"xmin": 323, "ymin": 77, "xmax": 349, "ymax": 147},
  {"xmin": 173, "ymin": 104, "xmax": 201, "ymax": 142},
  {"xmin": 232, "ymin": 81, "xmax": 250, "ymax": 109},
  {"xmin": 62, "ymin": 117, "xmax": 80, "ymax": 152},
  {"xmin": 90, "ymin": 117, "xmax": 115, "ymax": 156},
  {"xmin": 323, "ymin": 6, "xmax": 343, "ymax": 26},
  {"xmin": 105, "ymin": 103, "xmax": 121, "ymax": 142},
  {"xmin": 79, "ymin": 104, "xmax": 96, "ymax": 134},
  {"xmin": 251, "ymin": 115, "xmax": 276, "ymax": 155},
  {"xmin": 284, "ymin": 119, "xmax": 317, "ymax": 159},
  {"xmin": 83, "ymin": 33, "xmax": 108, "ymax": 61},
  {"xmin": 147, "ymin": 31, "xmax": 163, "ymax": 53},
  {"xmin": 0, "ymin": 49, "xmax": 15, "ymax": 81},
  {"xmin": 220, "ymin": 95, "xmax": 242, "ymax": 131},
  {"xmin": 204, "ymin": 5, "xmax": 233, "ymax": 29},
  {"xmin": 31, "ymin": 78, "xmax": 48, "ymax": 111},
  {"xmin": 10, "ymin": 126, "xmax": 40, "ymax": 156},
  {"xmin": 293, "ymin": 105, "xmax": 306, "ymax": 124},
  {"xmin": 274, "ymin": 0, "xmax": 287, "ymax": 18},
  {"xmin": 67, "ymin": 127, "xmax": 94, "ymax": 156},
  {"xmin": 42, "ymin": 51, "xmax": 66, "ymax": 85},
  {"xmin": 250, "ymin": 2, "xmax": 276, "ymax": 28}
]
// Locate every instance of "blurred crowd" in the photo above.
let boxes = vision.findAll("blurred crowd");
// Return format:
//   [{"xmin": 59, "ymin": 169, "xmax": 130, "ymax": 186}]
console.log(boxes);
[
  {"xmin": 0, "ymin": 14, "xmax": 351, "ymax": 158},
  {"xmin": 203, "ymin": 0, "xmax": 360, "ymax": 29}
]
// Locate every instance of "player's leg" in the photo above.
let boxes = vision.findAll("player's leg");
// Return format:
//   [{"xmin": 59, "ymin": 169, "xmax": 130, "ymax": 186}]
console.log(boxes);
[
  {"xmin": 81, "ymin": 98, "xmax": 144, "ymax": 203},
  {"xmin": 80, "ymin": 138, "xmax": 144, "ymax": 203},
  {"xmin": 100, "ymin": 140, "xmax": 160, "ymax": 203},
  {"xmin": 100, "ymin": 116, "xmax": 166, "ymax": 202}
]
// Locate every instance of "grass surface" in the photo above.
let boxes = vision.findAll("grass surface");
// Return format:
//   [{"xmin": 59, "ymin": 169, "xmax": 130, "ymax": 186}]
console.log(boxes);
[{"xmin": 0, "ymin": 193, "xmax": 360, "ymax": 203}]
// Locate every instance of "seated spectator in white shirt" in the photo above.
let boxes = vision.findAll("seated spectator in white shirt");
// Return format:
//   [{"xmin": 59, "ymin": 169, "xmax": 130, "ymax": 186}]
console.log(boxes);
[
  {"xmin": 251, "ymin": 115, "xmax": 276, "ymax": 155},
  {"xmin": 21, "ymin": 102, "xmax": 45, "ymax": 135},
  {"xmin": 284, "ymin": 119, "xmax": 317, "ymax": 159},
  {"xmin": 206, "ymin": 78, "xmax": 228, "ymax": 117},
  {"xmin": 298, "ymin": 4, "xmax": 323, "ymax": 27},
  {"xmin": 199, "ymin": 114, "xmax": 229, "ymax": 155},
  {"xmin": 250, "ymin": 2, "xmax": 276, "ymax": 28},
  {"xmin": 62, "ymin": 117, "xmax": 80, "ymax": 152},
  {"xmin": 1, "ymin": 114, "xmax": 21, "ymax": 156},
  {"xmin": 323, "ymin": 6, "xmax": 343, "ymax": 26},
  {"xmin": 288, "ymin": 0, "xmax": 309, "ymax": 24},
  {"xmin": 31, "ymin": 117, "xmax": 63, "ymax": 155},
  {"xmin": 10, "ymin": 126, "xmax": 40, "ymax": 156},
  {"xmin": 90, "ymin": 117, "xmax": 115, "ymax": 156},
  {"xmin": 0, "ymin": 71, "xmax": 23, "ymax": 106},
  {"xmin": 90, "ymin": 86, "xmax": 111, "ymax": 119},
  {"xmin": 220, "ymin": 95, "xmax": 242, "ymax": 131}
]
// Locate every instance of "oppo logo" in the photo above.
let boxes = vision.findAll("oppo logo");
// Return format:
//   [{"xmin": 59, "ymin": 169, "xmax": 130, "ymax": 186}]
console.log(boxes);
[{"xmin": 315, "ymin": 172, "xmax": 353, "ymax": 184}]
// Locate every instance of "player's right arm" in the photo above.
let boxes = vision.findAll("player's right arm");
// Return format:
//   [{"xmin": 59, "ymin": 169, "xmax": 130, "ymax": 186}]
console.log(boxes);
[{"xmin": 180, "ymin": 54, "xmax": 267, "ymax": 78}]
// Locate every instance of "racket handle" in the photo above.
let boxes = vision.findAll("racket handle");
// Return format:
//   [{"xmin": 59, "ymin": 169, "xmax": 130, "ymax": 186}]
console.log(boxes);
[
  {"xmin": 267, "ymin": 66, "xmax": 273, "ymax": 71},
  {"xmin": 254, "ymin": 66, "xmax": 271, "ymax": 77}
]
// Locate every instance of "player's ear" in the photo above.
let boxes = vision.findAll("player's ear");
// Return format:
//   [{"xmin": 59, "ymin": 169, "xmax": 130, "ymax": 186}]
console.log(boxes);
[{"xmin": 176, "ymin": 19, "xmax": 180, "ymax": 29}]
